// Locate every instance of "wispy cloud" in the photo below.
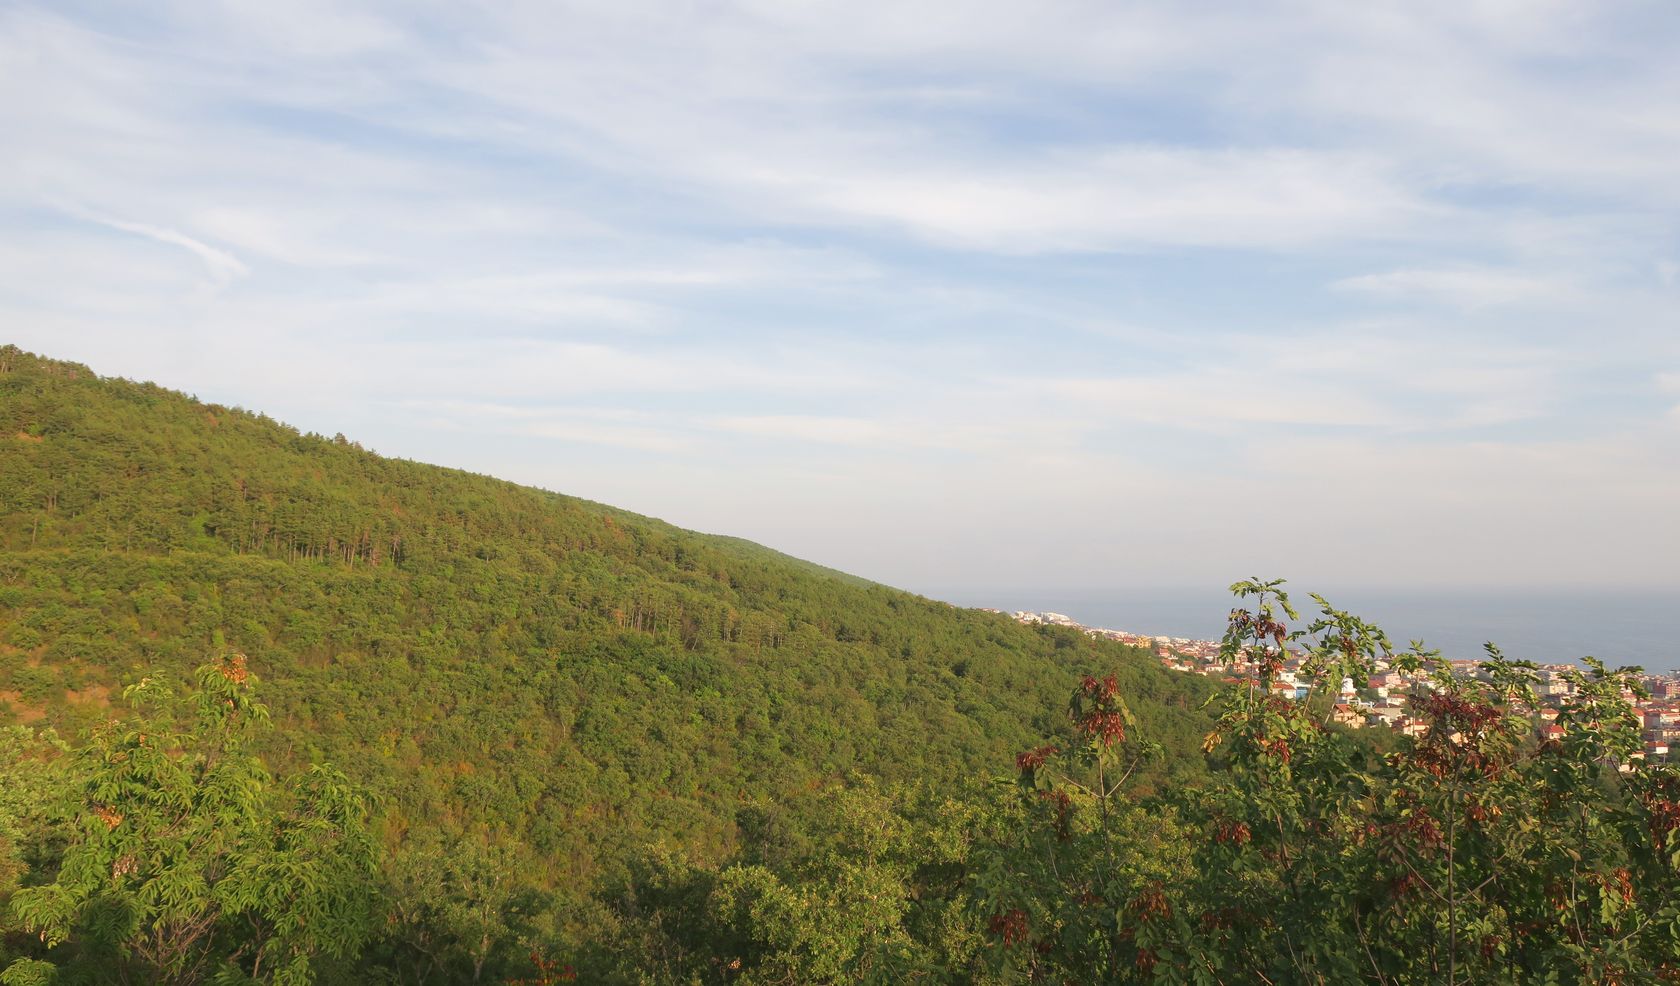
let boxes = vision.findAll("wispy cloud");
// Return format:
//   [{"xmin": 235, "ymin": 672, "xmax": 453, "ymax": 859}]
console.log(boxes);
[
  {"xmin": 81, "ymin": 212, "xmax": 250, "ymax": 284},
  {"xmin": 762, "ymin": 147, "xmax": 1437, "ymax": 253},
  {"xmin": 1, "ymin": 0, "xmax": 1675, "ymax": 590},
  {"xmin": 1332, "ymin": 268, "xmax": 1567, "ymax": 309}
]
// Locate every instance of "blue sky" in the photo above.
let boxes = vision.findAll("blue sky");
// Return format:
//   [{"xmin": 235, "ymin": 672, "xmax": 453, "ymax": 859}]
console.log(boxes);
[{"xmin": 3, "ymin": 0, "xmax": 1678, "ymax": 594}]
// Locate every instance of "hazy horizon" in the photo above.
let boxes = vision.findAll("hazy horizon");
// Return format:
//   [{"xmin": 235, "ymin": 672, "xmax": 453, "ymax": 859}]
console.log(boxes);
[
  {"xmin": 4, "ymin": 1, "xmax": 1677, "ymax": 593},
  {"xmin": 926, "ymin": 584, "xmax": 1679, "ymax": 672}
]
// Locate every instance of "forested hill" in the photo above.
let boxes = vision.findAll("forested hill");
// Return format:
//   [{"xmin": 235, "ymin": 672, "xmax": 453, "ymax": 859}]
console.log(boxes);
[{"xmin": 0, "ymin": 344, "xmax": 1217, "ymax": 907}]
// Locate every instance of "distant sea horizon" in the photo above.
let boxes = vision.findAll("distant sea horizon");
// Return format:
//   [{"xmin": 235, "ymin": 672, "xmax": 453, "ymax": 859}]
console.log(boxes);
[{"xmin": 925, "ymin": 586, "xmax": 1679, "ymax": 673}]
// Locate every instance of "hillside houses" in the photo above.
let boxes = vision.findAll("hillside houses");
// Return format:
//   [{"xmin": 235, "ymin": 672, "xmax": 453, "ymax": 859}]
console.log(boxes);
[{"xmin": 1005, "ymin": 608, "xmax": 1679, "ymax": 763}]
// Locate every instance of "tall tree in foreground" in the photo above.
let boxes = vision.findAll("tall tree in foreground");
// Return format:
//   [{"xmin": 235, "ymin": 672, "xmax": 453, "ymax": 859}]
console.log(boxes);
[
  {"xmin": 6, "ymin": 655, "xmax": 378, "ymax": 986},
  {"xmin": 0, "ymin": 726, "xmax": 72, "ymax": 981}
]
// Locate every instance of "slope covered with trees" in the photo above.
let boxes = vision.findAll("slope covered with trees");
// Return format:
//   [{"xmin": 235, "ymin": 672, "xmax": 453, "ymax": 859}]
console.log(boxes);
[
  {"xmin": 9, "ymin": 605, "xmax": 1678, "ymax": 985},
  {"xmin": 0, "ymin": 345, "xmax": 1220, "ymax": 980},
  {"xmin": 5, "ymin": 347, "xmax": 1677, "ymax": 984}
]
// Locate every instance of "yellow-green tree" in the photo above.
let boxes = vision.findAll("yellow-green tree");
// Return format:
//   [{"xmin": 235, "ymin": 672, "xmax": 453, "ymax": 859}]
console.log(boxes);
[{"xmin": 7, "ymin": 656, "xmax": 378, "ymax": 986}]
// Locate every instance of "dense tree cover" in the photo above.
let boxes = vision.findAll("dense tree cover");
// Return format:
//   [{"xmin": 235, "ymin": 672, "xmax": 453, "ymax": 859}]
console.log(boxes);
[
  {"xmin": 573, "ymin": 584, "xmax": 1680, "ymax": 984},
  {"xmin": 0, "ymin": 346, "xmax": 1218, "ymax": 981},
  {"xmin": 13, "ymin": 591, "xmax": 1674, "ymax": 984},
  {"xmin": 11, "ymin": 346, "xmax": 1669, "ymax": 982}
]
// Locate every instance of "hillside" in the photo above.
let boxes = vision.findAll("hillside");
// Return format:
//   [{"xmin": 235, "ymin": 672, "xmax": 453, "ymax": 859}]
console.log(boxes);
[
  {"xmin": 6, "ymin": 344, "xmax": 1675, "ymax": 986},
  {"xmin": 0, "ymin": 345, "xmax": 1218, "ymax": 912}
]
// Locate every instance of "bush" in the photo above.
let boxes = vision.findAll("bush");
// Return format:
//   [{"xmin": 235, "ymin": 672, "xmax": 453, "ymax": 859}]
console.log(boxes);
[{"xmin": 976, "ymin": 580, "xmax": 1680, "ymax": 984}]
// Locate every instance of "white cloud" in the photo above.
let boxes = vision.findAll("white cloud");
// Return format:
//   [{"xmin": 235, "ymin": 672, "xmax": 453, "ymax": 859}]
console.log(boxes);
[
  {"xmin": 191, "ymin": 207, "xmax": 382, "ymax": 268},
  {"xmin": 1332, "ymin": 268, "xmax": 1566, "ymax": 309},
  {"xmin": 2, "ymin": 0, "xmax": 1677, "ymax": 595},
  {"xmin": 81, "ymin": 213, "xmax": 250, "ymax": 284},
  {"xmin": 378, "ymin": 0, "xmax": 1680, "ymax": 255},
  {"xmin": 190, "ymin": 0, "xmax": 408, "ymax": 59},
  {"xmin": 1049, "ymin": 372, "xmax": 1398, "ymax": 430},
  {"xmin": 707, "ymin": 415, "xmax": 914, "ymax": 447},
  {"xmin": 769, "ymin": 147, "xmax": 1436, "ymax": 253},
  {"xmin": 1027, "ymin": 325, "xmax": 1566, "ymax": 436},
  {"xmin": 704, "ymin": 413, "xmax": 1028, "ymax": 452},
  {"xmin": 520, "ymin": 419, "xmax": 690, "ymax": 454}
]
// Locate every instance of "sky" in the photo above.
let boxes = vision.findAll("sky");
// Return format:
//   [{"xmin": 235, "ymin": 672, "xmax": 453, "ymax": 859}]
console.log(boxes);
[{"xmin": 2, "ymin": 0, "xmax": 1678, "ymax": 598}]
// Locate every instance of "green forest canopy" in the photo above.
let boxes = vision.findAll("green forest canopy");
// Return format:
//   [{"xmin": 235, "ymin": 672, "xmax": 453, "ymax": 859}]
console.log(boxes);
[
  {"xmin": 5, "ymin": 346, "xmax": 1677, "ymax": 985},
  {"xmin": 0, "ymin": 344, "xmax": 1218, "ymax": 964}
]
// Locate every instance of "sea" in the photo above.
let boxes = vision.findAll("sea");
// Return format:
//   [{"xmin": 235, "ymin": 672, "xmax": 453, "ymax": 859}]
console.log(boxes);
[{"xmin": 929, "ymin": 586, "xmax": 1678, "ymax": 673}]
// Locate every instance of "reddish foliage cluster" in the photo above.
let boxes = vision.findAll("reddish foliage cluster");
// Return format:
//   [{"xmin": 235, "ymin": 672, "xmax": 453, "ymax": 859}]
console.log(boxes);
[
  {"xmin": 92, "ymin": 804, "xmax": 123, "ymax": 830},
  {"xmin": 1604, "ymin": 868, "xmax": 1635, "ymax": 905},
  {"xmin": 1228, "ymin": 609, "xmax": 1289, "ymax": 649},
  {"xmin": 1229, "ymin": 606, "xmax": 1291, "ymax": 678},
  {"xmin": 1546, "ymin": 879, "xmax": 1569, "ymax": 909},
  {"xmin": 1387, "ymin": 812, "xmax": 1444, "ymax": 853},
  {"xmin": 1134, "ymin": 947, "xmax": 1159, "ymax": 973},
  {"xmin": 1420, "ymin": 693, "xmax": 1501, "ymax": 733},
  {"xmin": 1128, "ymin": 885, "xmax": 1172, "ymax": 924},
  {"xmin": 1081, "ymin": 674, "xmax": 1120, "ymax": 702},
  {"xmin": 988, "ymin": 908, "xmax": 1030, "ymax": 946},
  {"xmin": 1078, "ymin": 709, "xmax": 1127, "ymax": 745},
  {"xmin": 1016, "ymin": 744, "xmax": 1059, "ymax": 773},
  {"xmin": 1257, "ymin": 736, "xmax": 1293, "ymax": 764},
  {"xmin": 1408, "ymin": 703, "xmax": 1507, "ymax": 779},
  {"xmin": 1464, "ymin": 800, "xmax": 1506, "ymax": 827},
  {"xmin": 1409, "ymin": 745, "xmax": 1454, "ymax": 779},
  {"xmin": 1644, "ymin": 782, "xmax": 1680, "ymax": 847},
  {"xmin": 1650, "ymin": 799, "xmax": 1680, "ymax": 843},
  {"xmin": 1038, "ymin": 788, "xmax": 1074, "ymax": 841},
  {"xmin": 1074, "ymin": 675, "xmax": 1127, "ymax": 745},
  {"xmin": 219, "ymin": 653, "xmax": 249, "ymax": 685},
  {"xmin": 1213, "ymin": 819, "xmax": 1252, "ymax": 846}
]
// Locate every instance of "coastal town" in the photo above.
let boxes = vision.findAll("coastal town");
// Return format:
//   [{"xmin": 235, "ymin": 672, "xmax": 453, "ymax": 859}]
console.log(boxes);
[{"xmin": 1001, "ymin": 609, "xmax": 1680, "ymax": 767}]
